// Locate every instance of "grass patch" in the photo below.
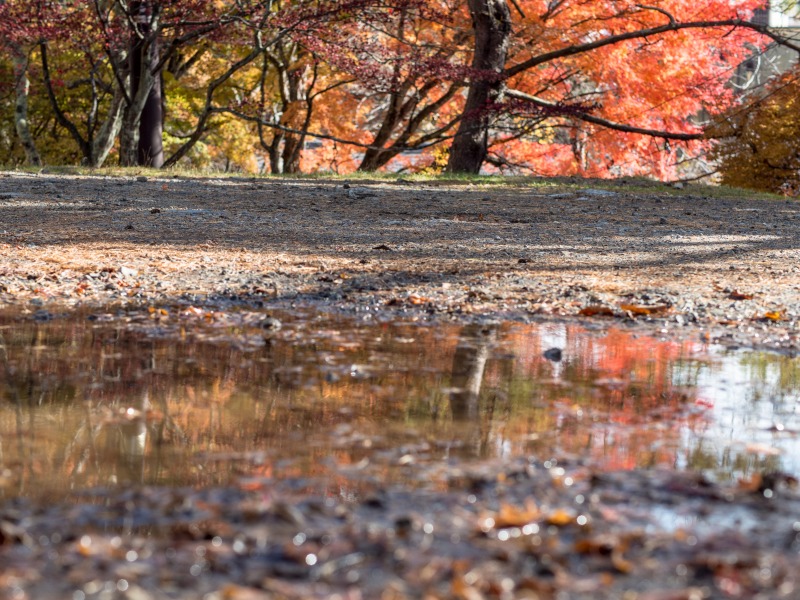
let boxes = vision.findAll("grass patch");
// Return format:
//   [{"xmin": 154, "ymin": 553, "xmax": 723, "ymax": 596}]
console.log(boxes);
[{"xmin": 2, "ymin": 165, "xmax": 789, "ymax": 201}]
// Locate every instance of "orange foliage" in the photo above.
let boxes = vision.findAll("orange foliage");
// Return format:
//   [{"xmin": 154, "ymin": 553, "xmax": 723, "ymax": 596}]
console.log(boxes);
[{"xmin": 297, "ymin": 0, "xmax": 765, "ymax": 178}]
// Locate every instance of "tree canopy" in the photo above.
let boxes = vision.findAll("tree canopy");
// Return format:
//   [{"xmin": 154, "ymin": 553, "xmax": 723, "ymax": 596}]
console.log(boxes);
[{"xmin": 1, "ymin": 0, "xmax": 794, "ymax": 179}]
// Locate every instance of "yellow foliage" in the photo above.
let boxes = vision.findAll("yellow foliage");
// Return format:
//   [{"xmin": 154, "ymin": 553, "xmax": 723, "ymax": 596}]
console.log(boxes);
[
  {"xmin": 420, "ymin": 145, "xmax": 450, "ymax": 175},
  {"xmin": 710, "ymin": 67, "xmax": 800, "ymax": 195}
]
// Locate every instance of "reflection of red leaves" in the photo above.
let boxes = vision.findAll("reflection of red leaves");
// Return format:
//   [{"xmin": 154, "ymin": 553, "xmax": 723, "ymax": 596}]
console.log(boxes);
[
  {"xmin": 694, "ymin": 398, "xmax": 714, "ymax": 409},
  {"xmin": 579, "ymin": 305, "xmax": 615, "ymax": 317}
]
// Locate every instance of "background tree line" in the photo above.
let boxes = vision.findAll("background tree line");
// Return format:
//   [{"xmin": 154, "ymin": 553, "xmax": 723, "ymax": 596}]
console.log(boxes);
[{"xmin": 0, "ymin": 0, "xmax": 798, "ymax": 190}]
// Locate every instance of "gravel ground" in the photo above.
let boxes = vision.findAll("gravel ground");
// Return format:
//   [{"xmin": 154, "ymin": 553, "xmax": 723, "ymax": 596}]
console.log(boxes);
[
  {"xmin": 1, "ymin": 170, "xmax": 799, "ymax": 351},
  {"xmin": 2, "ymin": 170, "xmax": 800, "ymax": 599}
]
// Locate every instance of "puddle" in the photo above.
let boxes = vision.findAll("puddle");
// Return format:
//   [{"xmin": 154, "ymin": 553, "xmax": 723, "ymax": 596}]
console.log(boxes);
[{"xmin": 1, "ymin": 307, "xmax": 798, "ymax": 502}]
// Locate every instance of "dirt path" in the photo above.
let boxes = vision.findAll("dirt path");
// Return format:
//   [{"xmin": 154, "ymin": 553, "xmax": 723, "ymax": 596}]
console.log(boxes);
[
  {"xmin": 2, "ymin": 170, "xmax": 800, "ymax": 598},
  {"xmin": 1, "ymin": 171, "xmax": 799, "ymax": 351}
]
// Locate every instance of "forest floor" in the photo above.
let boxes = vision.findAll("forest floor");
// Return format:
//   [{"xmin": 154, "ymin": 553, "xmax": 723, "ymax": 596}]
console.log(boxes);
[
  {"xmin": 1, "ymin": 171, "xmax": 800, "ymax": 599},
  {"xmin": 1, "ymin": 170, "xmax": 799, "ymax": 351}
]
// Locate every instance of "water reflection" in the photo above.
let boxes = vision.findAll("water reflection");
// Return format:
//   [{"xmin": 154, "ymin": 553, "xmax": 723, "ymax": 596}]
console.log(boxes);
[{"xmin": 0, "ymin": 308, "xmax": 798, "ymax": 500}]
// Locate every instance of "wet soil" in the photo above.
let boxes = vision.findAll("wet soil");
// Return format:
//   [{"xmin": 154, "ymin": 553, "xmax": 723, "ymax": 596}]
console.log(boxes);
[
  {"xmin": 1, "ymin": 171, "xmax": 799, "ymax": 351},
  {"xmin": 1, "ymin": 172, "xmax": 800, "ymax": 599}
]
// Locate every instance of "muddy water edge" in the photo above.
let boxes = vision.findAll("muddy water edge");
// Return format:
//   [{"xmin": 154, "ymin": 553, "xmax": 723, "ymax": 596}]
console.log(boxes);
[{"xmin": 0, "ymin": 304, "xmax": 799, "ymax": 598}]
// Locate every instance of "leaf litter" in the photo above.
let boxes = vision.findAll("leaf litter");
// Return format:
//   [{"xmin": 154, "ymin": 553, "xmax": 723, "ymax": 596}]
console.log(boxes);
[{"xmin": 1, "ymin": 173, "xmax": 800, "ymax": 597}]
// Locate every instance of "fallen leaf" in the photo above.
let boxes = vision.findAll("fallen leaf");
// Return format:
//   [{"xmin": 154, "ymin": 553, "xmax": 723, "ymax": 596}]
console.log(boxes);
[
  {"xmin": 619, "ymin": 303, "xmax": 671, "ymax": 316},
  {"xmin": 737, "ymin": 473, "xmax": 763, "ymax": 493},
  {"xmin": 611, "ymin": 550, "xmax": 634, "ymax": 573},
  {"xmin": 407, "ymin": 294, "xmax": 429, "ymax": 305},
  {"xmin": 492, "ymin": 500, "xmax": 540, "ymax": 528},
  {"xmin": 728, "ymin": 290, "xmax": 753, "ymax": 300},
  {"xmin": 480, "ymin": 500, "xmax": 540, "ymax": 532},
  {"xmin": 579, "ymin": 305, "xmax": 615, "ymax": 317},
  {"xmin": 545, "ymin": 509, "xmax": 574, "ymax": 526}
]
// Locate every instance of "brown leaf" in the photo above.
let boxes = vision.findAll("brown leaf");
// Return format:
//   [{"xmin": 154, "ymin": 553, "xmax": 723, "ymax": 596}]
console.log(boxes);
[
  {"xmin": 611, "ymin": 550, "xmax": 634, "ymax": 573},
  {"xmin": 728, "ymin": 290, "xmax": 753, "ymax": 300},
  {"xmin": 737, "ymin": 473, "xmax": 763, "ymax": 493},
  {"xmin": 619, "ymin": 303, "xmax": 671, "ymax": 316},
  {"xmin": 545, "ymin": 508, "xmax": 574, "ymax": 527},
  {"xmin": 492, "ymin": 500, "xmax": 540, "ymax": 528},
  {"xmin": 579, "ymin": 305, "xmax": 615, "ymax": 317}
]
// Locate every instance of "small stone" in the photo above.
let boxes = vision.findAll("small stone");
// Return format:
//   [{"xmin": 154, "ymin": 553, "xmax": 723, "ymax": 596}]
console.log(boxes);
[
  {"xmin": 543, "ymin": 347, "xmax": 563, "ymax": 362},
  {"xmin": 150, "ymin": 208, "xmax": 161, "ymax": 214},
  {"xmin": 33, "ymin": 310, "xmax": 53, "ymax": 322},
  {"xmin": 124, "ymin": 224, "xmax": 135, "ymax": 230},
  {"xmin": 347, "ymin": 187, "xmax": 377, "ymax": 200},
  {"xmin": 136, "ymin": 176, "xmax": 148, "ymax": 182},
  {"xmin": 583, "ymin": 189, "xmax": 617, "ymax": 197},
  {"xmin": 260, "ymin": 316, "xmax": 282, "ymax": 333}
]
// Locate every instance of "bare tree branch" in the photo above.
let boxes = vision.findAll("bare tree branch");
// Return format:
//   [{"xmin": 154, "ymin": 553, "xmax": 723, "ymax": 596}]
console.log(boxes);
[
  {"xmin": 505, "ymin": 88, "xmax": 705, "ymax": 140},
  {"xmin": 504, "ymin": 18, "xmax": 800, "ymax": 79}
]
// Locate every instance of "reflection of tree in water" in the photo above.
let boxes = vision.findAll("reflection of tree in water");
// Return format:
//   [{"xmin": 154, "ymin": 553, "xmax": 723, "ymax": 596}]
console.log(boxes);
[{"xmin": 449, "ymin": 324, "xmax": 502, "ymax": 458}]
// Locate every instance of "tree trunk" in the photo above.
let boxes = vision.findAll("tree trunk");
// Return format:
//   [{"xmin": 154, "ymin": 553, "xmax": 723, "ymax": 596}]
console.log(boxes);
[
  {"xmin": 446, "ymin": 0, "xmax": 511, "ymax": 174},
  {"xmin": 281, "ymin": 133, "xmax": 302, "ymax": 173},
  {"xmin": 123, "ymin": 0, "xmax": 163, "ymax": 167},
  {"xmin": 90, "ymin": 85, "xmax": 126, "ymax": 168},
  {"xmin": 357, "ymin": 90, "xmax": 406, "ymax": 171},
  {"xmin": 11, "ymin": 43, "xmax": 42, "ymax": 166},
  {"xmin": 449, "ymin": 325, "xmax": 496, "ymax": 420},
  {"xmin": 358, "ymin": 146, "xmax": 401, "ymax": 171}
]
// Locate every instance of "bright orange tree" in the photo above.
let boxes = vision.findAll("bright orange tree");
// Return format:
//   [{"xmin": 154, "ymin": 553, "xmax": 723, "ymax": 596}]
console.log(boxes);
[
  {"xmin": 492, "ymin": 0, "xmax": 770, "ymax": 179},
  {"xmin": 298, "ymin": 0, "xmax": 773, "ymax": 178}
]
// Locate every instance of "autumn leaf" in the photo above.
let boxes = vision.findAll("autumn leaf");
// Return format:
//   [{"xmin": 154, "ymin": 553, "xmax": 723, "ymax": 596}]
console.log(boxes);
[
  {"xmin": 545, "ymin": 508, "xmax": 574, "ymax": 527},
  {"xmin": 481, "ymin": 500, "xmax": 540, "ymax": 530},
  {"xmin": 619, "ymin": 303, "xmax": 671, "ymax": 316},
  {"xmin": 737, "ymin": 473, "xmax": 763, "ymax": 493},
  {"xmin": 579, "ymin": 305, "xmax": 616, "ymax": 317},
  {"xmin": 728, "ymin": 291, "xmax": 754, "ymax": 300}
]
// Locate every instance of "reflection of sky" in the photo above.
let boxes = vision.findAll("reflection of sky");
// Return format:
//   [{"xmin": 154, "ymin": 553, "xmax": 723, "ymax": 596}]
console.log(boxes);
[
  {"xmin": 675, "ymin": 350, "xmax": 800, "ymax": 480},
  {"xmin": 537, "ymin": 323, "xmax": 568, "ymax": 379}
]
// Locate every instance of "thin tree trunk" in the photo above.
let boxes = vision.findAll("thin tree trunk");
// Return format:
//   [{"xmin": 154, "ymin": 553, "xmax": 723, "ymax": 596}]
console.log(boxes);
[
  {"xmin": 446, "ymin": 0, "xmax": 511, "ymax": 174},
  {"xmin": 11, "ymin": 43, "xmax": 42, "ymax": 166},
  {"xmin": 91, "ymin": 85, "xmax": 126, "ymax": 167}
]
